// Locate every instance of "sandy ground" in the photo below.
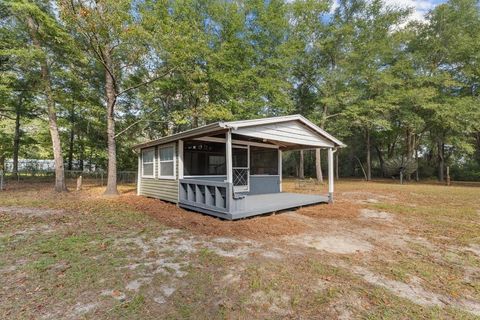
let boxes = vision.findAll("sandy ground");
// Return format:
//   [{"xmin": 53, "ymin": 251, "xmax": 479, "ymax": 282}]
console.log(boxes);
[{"xmin": 0, "ymin": 180, "xmax": 479, "ymax": 319}]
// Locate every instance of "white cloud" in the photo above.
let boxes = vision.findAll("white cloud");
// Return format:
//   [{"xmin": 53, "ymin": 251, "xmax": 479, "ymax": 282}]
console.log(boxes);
[
  {"xmin": 330, "ymin": 0, "xmax": 443, "ymax": 23},
  {"xmin": 383, "ymin": 0, "xmax": 437, "ymax": 22}
]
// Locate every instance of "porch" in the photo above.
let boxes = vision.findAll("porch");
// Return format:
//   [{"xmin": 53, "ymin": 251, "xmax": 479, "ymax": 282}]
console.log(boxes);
[{"xmin": 178, "ymin": 178, "xmax": 328, "ymax": 220}]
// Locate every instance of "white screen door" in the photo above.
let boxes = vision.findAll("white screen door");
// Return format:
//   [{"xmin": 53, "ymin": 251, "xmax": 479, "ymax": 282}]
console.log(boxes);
[{"xmin": 232, "ymin": 145, "xmax": 249, "ymax": 192}]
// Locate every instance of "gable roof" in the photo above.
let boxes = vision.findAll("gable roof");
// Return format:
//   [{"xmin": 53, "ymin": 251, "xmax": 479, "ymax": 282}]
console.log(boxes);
[{"xmin": 133, "ymin": 114, "xmax": 346, "ymax": 150}]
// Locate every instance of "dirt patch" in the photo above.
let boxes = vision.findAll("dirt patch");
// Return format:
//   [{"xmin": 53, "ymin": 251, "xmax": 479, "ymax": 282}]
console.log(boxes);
[
  {"xmin": 2, "ymin": 224, "xmax": 56, "ymax": 238},
  {"xmin": 70, "ymin": 302, "xmax": 98, "ymax": 317},
  {"xmin": 465, "ymin": 244, "xmax": 480, "ymax": 257},
  {"xmin": 100, "ymin": 289, "xmax": 126, "ymax": 301},
  {"xmin": 247, "ymin": 290, "xmax": 292, "ymax": 316},
  {"xmin": 0, "ymin": 206, "xmax": 64, "ymax": 217},
  {"xmin": 353, "ymin": 266, "xmax": 480, "ymax": 316},
  {"xmin": 287, "ymin": 234, "xmax": 373, "ymax": 254},
  {"xmin": 340, "ymin": 191, "xmax": 397, "ymax": 204},
  {"xmin": 112, "ymin": 229, "xmax": 285, "ymax": 298},
  {"xmin": 359, "ymin": 209, "xmax": 394, "ymax": 222}
]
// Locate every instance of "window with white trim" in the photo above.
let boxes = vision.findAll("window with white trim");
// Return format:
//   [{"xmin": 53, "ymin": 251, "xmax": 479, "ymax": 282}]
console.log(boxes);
[
  {"xmin": 142, "ymin": 148, "xmax": 155, "ymax": 178},
  {"xmin": 158, "ymin": 144, "xmax": 175, "ymax": 179}
]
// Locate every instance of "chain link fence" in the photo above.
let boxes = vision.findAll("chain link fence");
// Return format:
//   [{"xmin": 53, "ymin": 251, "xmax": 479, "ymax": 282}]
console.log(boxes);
[{"xmin": 0, "ymin": 169, "xmax": 137, "ymax": 190}]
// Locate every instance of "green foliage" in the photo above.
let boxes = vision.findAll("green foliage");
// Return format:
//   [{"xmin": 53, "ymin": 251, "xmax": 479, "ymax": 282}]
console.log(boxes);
[{"xmin": 0, "ymin": 0, "xmax": 479, "ymax": 180}]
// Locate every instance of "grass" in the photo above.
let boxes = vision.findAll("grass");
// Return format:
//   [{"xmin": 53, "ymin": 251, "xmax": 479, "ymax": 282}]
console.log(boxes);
[{"xmin": 0, "ymin": 180, "xmax": 479, "ymax": 319}]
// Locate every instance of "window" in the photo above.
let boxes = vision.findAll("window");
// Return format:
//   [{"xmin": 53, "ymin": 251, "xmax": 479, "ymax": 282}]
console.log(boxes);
[
  {"xmin": 158, "ymin": 144, "xmax": 175, "ymax": 179},
  {"xmin": 184, "ymin": 141, "xmax": 226, "ymax": 176},
  {"xmin": 250, "ymin": 146, "xmax": 278, "ymax": 175},
  {"xmin": 142, "ymin": 148, "xmax": 155, "ymax": 178}
]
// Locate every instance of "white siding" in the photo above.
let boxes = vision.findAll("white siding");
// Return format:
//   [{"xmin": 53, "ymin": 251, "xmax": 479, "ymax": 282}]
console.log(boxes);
[{"xmin": 233, "ymin": 120, "xmax": 334, "ymax": 147}]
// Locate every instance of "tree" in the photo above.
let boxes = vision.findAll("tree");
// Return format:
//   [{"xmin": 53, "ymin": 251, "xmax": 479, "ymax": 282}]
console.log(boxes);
[
  {"xmin": 3, "ymin": 0, "xmax": 72, "ymax": 191},
  {"xmin": 60, "ymin": 0, "xmax": 164, "ymax": 194},
  {"xmin": 341, "ymin": 0, "xmax": 409, "ymax": 180},
  {"xmin": 412, "ymin": 0, "xmax": 480, "ymax": 181}
]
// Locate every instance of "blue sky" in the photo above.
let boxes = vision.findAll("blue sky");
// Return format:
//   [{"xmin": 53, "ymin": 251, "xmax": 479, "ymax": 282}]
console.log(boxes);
[
  {"xmin": 376, "ymin": 0, "xmax": 447, "ymax": 21},
  {"xmin": 330, "ymin": 0, "xmax": 447, "ymax": 22}
]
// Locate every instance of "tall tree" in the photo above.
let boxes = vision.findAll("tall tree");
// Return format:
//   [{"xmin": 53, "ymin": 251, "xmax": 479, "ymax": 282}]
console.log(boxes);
[
  {"xmin": 4, "ymin": 0, "xmax": 71, "ymax": 191},
  {"xmin": 60, "ymin": 0, "xmax": 162, "ymax": 194}
]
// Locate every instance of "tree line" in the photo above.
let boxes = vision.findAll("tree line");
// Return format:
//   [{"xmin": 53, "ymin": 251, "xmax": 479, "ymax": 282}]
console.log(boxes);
[{"xmin": 1, "ymin": 0, "xmax": 479, "ymax": 193}]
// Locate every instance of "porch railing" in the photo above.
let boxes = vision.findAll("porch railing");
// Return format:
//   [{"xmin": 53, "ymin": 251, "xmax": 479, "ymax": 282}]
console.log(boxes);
[{"xmin": 178, "ymin": 179, "xmax": 245, "ymax": 214}]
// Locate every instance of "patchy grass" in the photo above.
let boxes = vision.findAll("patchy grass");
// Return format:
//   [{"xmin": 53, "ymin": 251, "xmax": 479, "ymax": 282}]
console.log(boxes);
[{"xmin": 0, "ymin": 179, "xmax": 479, "ymax": 319}]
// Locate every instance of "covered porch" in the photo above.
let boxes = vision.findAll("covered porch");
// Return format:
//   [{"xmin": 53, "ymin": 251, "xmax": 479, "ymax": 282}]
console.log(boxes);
[
  {"xmin": 177, "ymin": 116, "xmax": 341, "ymax": 220},
  {"xmin": 179, "ymin": 183, "xmax": 329, "ymax": 220}
]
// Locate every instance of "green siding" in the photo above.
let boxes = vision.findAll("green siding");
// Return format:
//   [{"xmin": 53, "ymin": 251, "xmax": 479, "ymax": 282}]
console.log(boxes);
[{"xmin": 138, "ymin": 141, "xmax": 179, "ymax": 203}]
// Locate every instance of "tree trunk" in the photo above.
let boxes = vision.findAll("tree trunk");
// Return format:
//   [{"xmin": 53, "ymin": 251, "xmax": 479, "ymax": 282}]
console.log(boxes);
[
  {"xmin": 415, "ymin": 135, "xmax": 419, "ymax": 181},
  {"xmin": 13, "ymin": 105, "xmax": 21, "ymax": 179},
  {"xmin": 299, "ymin": 150, "xmax": 304, "ymax": 179},
  {"xmin": 475, "ymin": 132, "xmax": 480, "ymax": 164},
  {"xmin": 348, "ymin": 146, "xmax": 355, "ymax": 176},
  {"xmin": 79, "ymin": 133, "xmax": 84, "ymax": 171},
  {"xmin": 366, "ymin": 129, "xmax": 371, "ymax": 181},
  {"xmin": 375, "ymin": 145, "xmax": 384, "ymax": 177},
  {"xmin": 437, "ymin": 138, "xmax": 444, "ymax": 182},
  {"xmin": 406, "ymin": 130, "xmax": 414, "ymax": 181},
  {"xmin": 103, "ymin": 49, "xmax": 119, "ymax": 195},
  {"xmin": 27, "ymin": 16, "xmax": 67, "ymax": 192},
  {"xmin": 415, "ymin": 157, "xmax": 420, "ymax": 181},
  {"xmin": 315, "ymin": 149, "xmax": 323, "ymax": 183},
  {"xmin": 67, "ymin": 106, "xmax": 75, "ymax": 171}
]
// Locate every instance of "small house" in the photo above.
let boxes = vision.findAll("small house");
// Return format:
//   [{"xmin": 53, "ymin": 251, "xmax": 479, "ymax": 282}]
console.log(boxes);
[{"xmin": 134, "ymin": 115, "xmax": 345, "ymax": 220}]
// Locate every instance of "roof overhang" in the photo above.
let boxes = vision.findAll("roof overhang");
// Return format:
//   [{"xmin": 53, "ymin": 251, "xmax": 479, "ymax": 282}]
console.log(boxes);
[{"xmin": 133, "ymin": 114, "xmax": 346, "ymax": 151}]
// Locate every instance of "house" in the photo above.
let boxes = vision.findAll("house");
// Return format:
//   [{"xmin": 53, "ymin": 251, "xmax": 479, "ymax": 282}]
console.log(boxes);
[{"xmin": 133, "ymin": 115, "xmax": 345, "ymax": 220}]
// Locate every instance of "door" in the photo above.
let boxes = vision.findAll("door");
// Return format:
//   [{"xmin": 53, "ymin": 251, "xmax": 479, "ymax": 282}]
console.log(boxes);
[{"xmin": 232, "ymin": 145, "xmax": 249, "ymax": 192}]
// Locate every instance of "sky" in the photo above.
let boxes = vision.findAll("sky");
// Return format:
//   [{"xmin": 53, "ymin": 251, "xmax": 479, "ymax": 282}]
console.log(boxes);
[
  {"xmin": 329, "ymin": 0, "xmax": 447, "ymax": 22},
  {"xmin": 383, "ymin": 0, "xmax": 447, "ymax": 22}
]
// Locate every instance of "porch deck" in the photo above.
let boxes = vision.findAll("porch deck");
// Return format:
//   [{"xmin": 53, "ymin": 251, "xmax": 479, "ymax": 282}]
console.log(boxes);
[{"xmin": 179, "ymin": 191, "xmax": 329, "ymax": 220}]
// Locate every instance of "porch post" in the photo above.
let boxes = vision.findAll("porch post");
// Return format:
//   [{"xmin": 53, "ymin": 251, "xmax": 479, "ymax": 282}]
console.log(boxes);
[
  {"xmin": 137, "ymin": 153, "xmax": 141, "ymax": 196},
  {"xmin": 226, "ymin": 130, "xmax": 233, "ymax": 184},
  {"xmin": 178, "ymin": 140, "xmax": 184, "ymax": 179},
  {"xmin": 328, "ymin": 147, "xmax": 334, "ymax": 203},
  {"xmin": 278, "ymin": 149, "xmax": 282, "ymax": 192}
]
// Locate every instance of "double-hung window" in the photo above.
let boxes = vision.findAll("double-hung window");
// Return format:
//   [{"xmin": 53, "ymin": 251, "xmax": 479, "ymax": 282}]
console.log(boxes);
[
  {"xmin": 142, "ymin": 148, "xmax": 155, "ymax": 178},
  {"xmin": 158, "ymin": 144, "xmax": 175, "ymax": 179}
]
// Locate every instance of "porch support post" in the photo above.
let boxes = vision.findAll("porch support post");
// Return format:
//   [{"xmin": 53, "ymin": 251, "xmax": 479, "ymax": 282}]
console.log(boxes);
[
  {"xmin": 226, "ymin": 130, "xmax": 233, "ymax": 184},
  {"xmin": 178, "ymin": 140, "xmax": 184, "ymax": 179},
  {"xmin": 278, "ymin": 149, "xmax": 282, "ymax": 192},
  {"xmin": 328, "ymin": 147, "xmax": 334, "ymax": 203},
  {"xmin": 137, "ymin": 152, "xmax": 141, "ymax": 196}
]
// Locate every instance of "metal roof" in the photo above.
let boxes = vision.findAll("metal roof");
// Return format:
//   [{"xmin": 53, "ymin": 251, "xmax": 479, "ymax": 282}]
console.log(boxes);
[{"xmin": 133, "ymin": 114, "xmax": 346, "ymax": 150}]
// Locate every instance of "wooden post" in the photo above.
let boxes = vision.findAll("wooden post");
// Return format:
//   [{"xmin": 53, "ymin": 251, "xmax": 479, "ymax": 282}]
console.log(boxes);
[
  {"xmin": 315, "ymin": 148, "xmax": 323, "ymax": 183},
  {"xmin": 328, "ymin": 148, "xmax": 334, "ymax": 203},
  {"xmin": 299, "ymin": 150, "xmax": 305, "ymax": 179},
  {"xmin": 446, "ymin": 166, "xmax": 450, "ymax": 186},
  {"xmin": 226, "ymin": 130, "xmax": 233, "ymax": 184},
  {"xmin": 76, "ymin": 175, "xmax": 83, "ymax": 191}
]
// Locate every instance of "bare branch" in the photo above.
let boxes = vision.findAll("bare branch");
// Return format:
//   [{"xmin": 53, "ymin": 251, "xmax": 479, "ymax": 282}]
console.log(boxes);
[
  {"xmin": 325, "ymin": 112, "xmax": 342, "ymax": 119},
  {"xmin": 116, "ymin": 67, "xmax": 175, "ymax": 98},
  {"xmin": 115, "ymin": 103, "xmax": 169, "ymax": 138}
]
